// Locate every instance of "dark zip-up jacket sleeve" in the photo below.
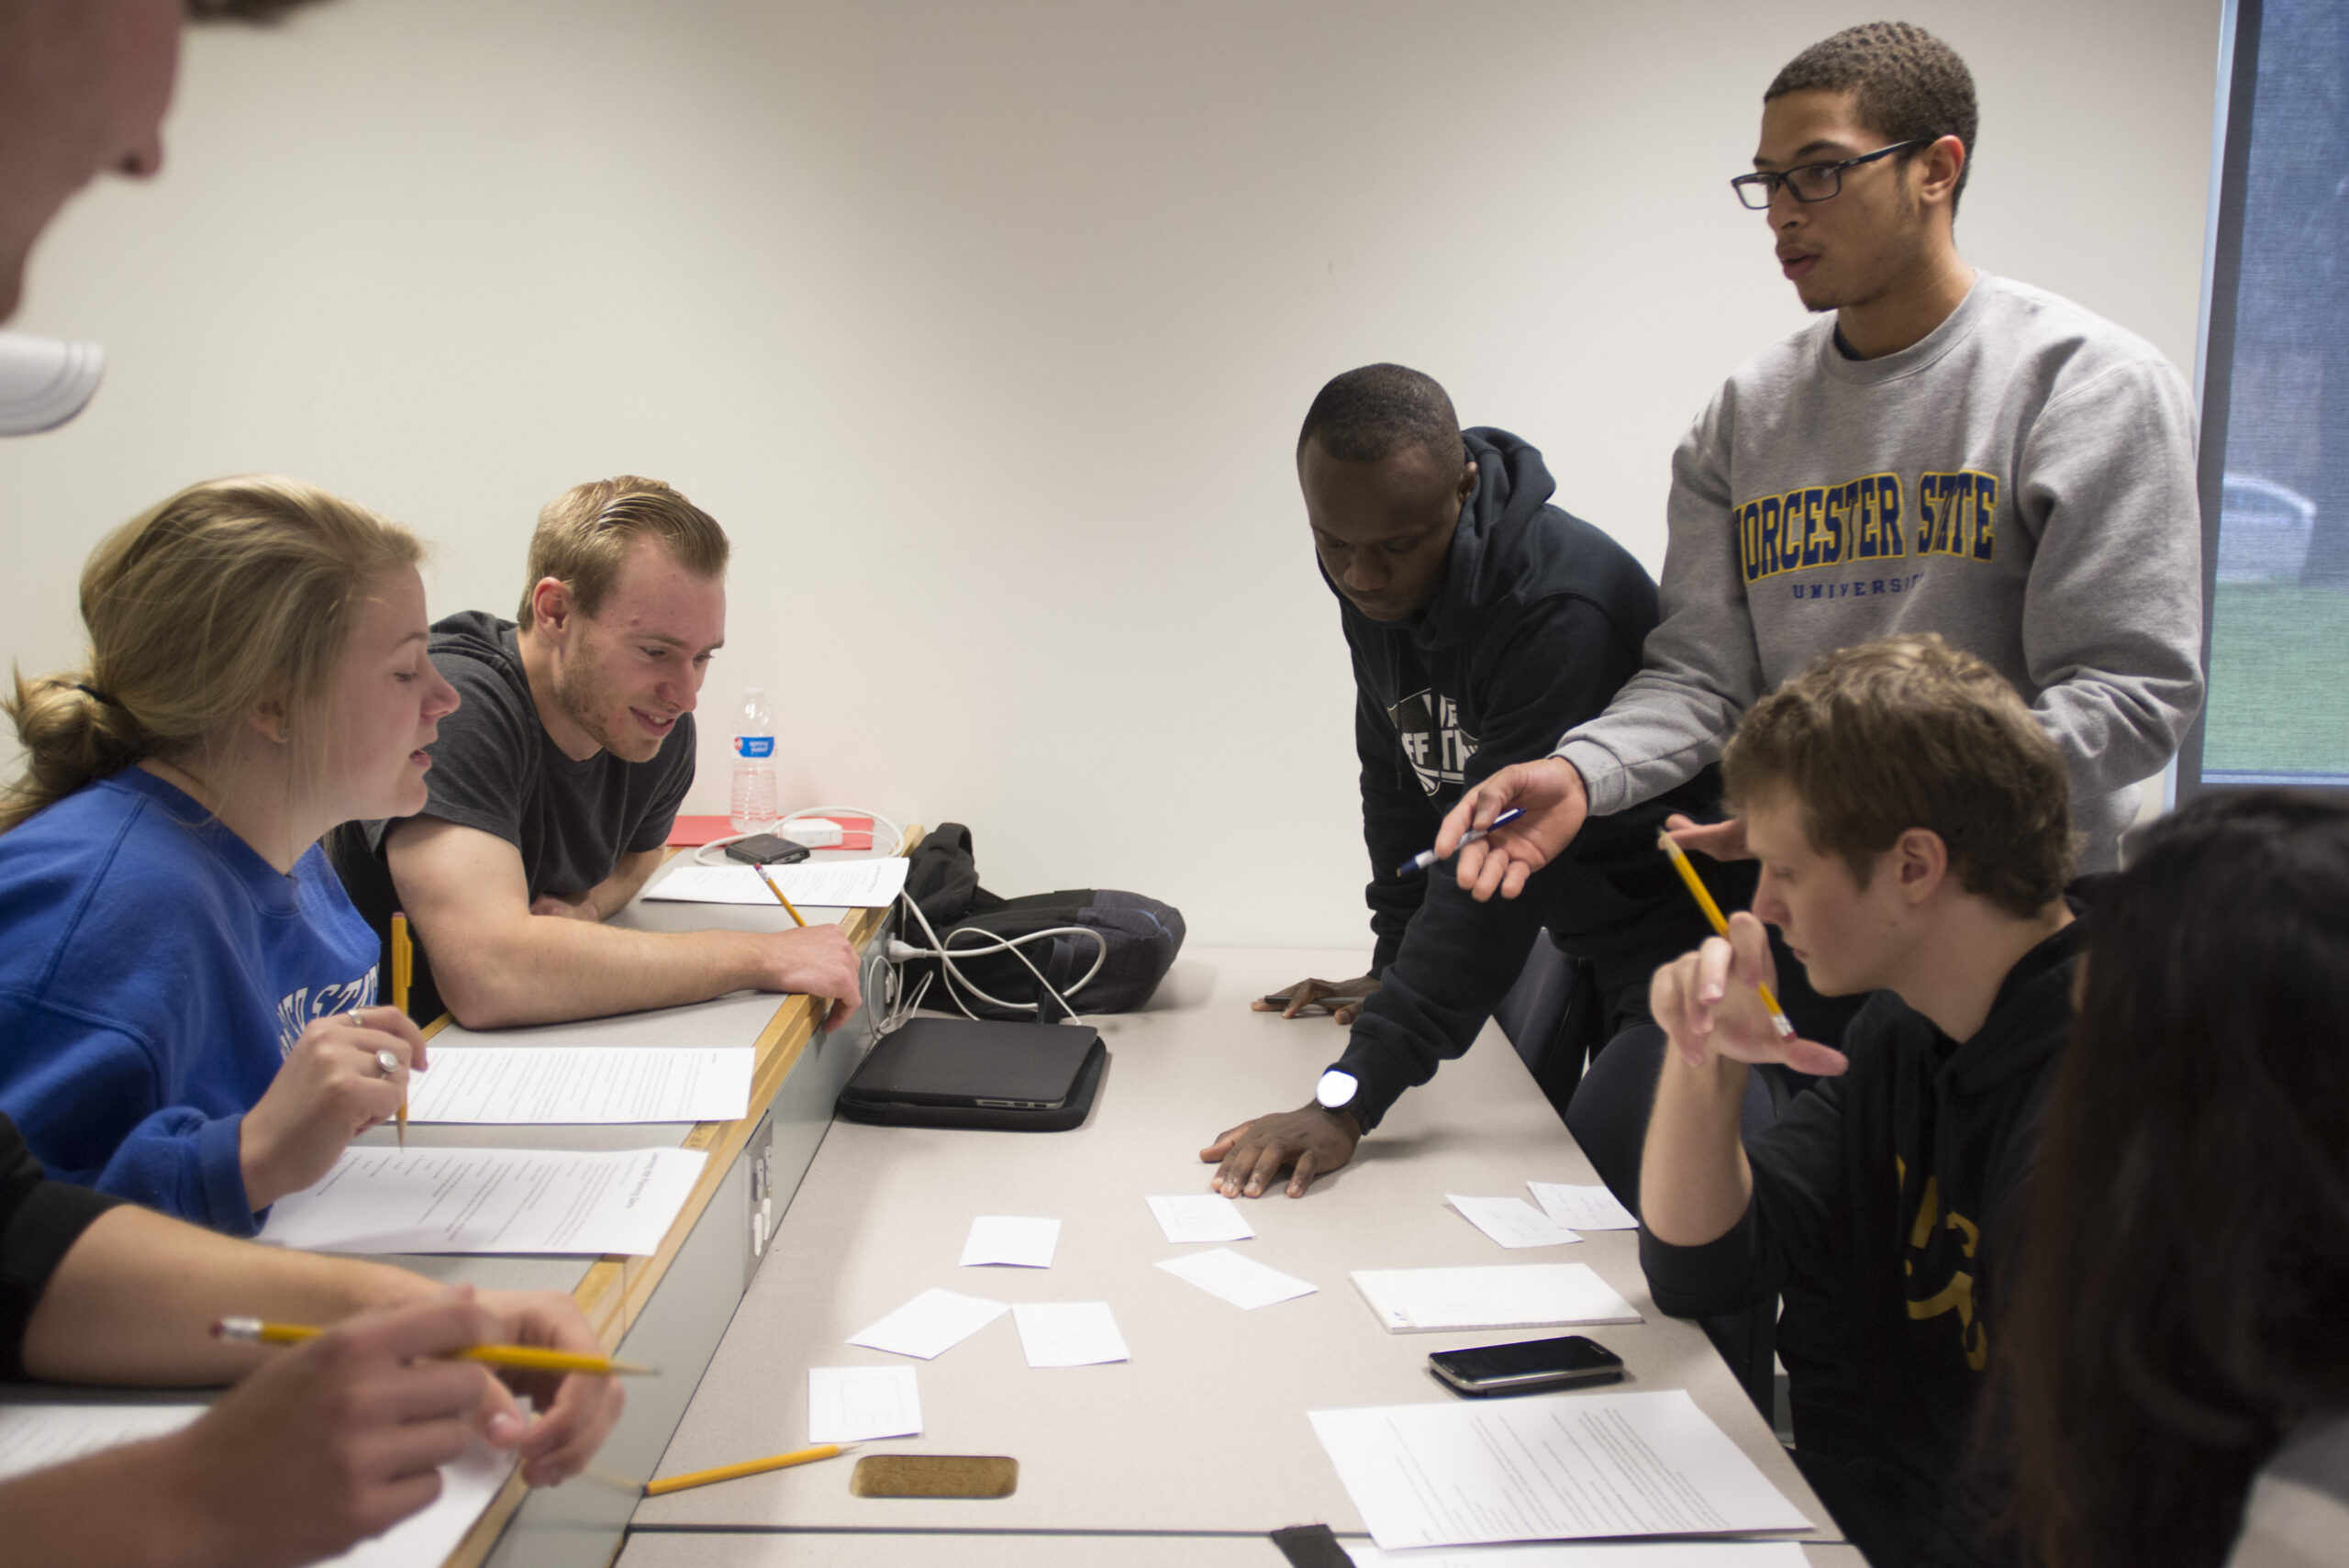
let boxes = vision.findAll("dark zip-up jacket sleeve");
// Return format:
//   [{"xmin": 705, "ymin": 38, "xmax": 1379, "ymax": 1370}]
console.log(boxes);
[
  {"xmin": 1639, "ymin": 1073, "xmax": 1852, "ymax": 1317},
  {"xmin": 1355, "ymin": 673, "xmax": 1438, "ymax": 977},
  {"xmin": 1332, "ymin": 594, "xmax": 1649, "ymax": 1129}
]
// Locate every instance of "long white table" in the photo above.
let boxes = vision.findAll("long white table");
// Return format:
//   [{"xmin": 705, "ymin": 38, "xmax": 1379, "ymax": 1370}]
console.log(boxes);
[
  {"xmin": 618, "ymin": 947, "xmax": 1854, "ymax": 1564},
  {"xmin": 351, "ymin": 841, "xmax": 915, "ymax": 1568}
]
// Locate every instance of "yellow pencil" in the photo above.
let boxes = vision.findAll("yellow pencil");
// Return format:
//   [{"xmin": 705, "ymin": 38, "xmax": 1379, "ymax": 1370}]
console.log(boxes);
[
  {"xmin": 645, "ymin": 1443, "xmax": 848, "ymax": 1496},
  {"xmin": 212, "ymin": 1318, "xmax": 656, "ymax": 1375},
  {"xmin": 389, "ymin": 911, "xmax": 412, "ymax": 1147},
  {"xmin": 754, "ymin": 865, "xmax": 807, "ymax": 927},
  {"xmin": 1656, "ymin": 831, "xmax": 1797, "ymax": 1040}
]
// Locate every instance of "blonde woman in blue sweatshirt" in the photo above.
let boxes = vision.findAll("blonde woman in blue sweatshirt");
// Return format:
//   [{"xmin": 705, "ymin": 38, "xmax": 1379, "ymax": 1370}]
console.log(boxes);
[{"xmin": 0, "ymin": 474, "xmax": 460, "ymax": 1233}]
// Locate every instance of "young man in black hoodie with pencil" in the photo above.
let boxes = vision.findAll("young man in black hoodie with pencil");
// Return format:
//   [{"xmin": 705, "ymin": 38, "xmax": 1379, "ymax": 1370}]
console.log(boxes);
[
  {"xmin": 1642, "ymin": 634, "xmax": 2078, "ymax": 1567},
  {"xmin": 1203, "ymin": 363, "xmax": 1723, "ymax": 1198}
]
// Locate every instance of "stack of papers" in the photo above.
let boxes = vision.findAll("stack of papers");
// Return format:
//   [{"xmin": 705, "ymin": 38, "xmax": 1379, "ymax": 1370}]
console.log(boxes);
[
  {"xmin": 1349, "ymin": 1263, "xmax": 1641, "ymax": 1332},
  {"xmin": 848, "ymin": 1289, "xmax": 1009, "ymax": 1359},
  {"xmin": 257, "ymin": 1146, "xmax": 707, "ymax": 1256},
  {"xmin": 407, "ymin": 1046, "xmax": 753, "ymax": 1124},
  {"xmin": 1309, "ymin": 1389, "xmax": 1811, "ymax": 1549},
  {"xmin": 645, "ymin": 859, "xmax": 910, "ymax": 907},
  {"xmin": 0, "ymin": 1406, "xmax": 516, "ymax": 1567}
]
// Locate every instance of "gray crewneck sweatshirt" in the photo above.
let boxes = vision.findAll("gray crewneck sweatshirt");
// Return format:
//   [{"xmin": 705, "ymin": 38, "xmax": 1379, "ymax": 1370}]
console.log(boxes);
[{"xmin": 1555, "ymin": 273, "xmax": 2204, "ymax": 872}]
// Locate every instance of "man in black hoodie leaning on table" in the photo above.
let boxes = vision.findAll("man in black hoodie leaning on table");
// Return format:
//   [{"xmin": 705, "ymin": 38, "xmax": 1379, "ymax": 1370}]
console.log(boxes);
[{"xmin": 1202, "ymin": 363, "xmax": 1728, "ymax": 1198}]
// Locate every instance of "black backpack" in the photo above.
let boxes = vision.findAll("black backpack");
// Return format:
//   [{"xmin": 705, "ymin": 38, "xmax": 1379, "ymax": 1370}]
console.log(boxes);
[{"xmin": 896, "ymin": 824, "xmax": 1185, "ymax": 1019}]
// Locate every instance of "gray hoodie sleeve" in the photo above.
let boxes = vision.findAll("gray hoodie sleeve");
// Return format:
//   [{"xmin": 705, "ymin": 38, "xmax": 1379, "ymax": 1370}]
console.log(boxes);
[
  {"xmin": 2012, "ymin": 357, "xmax": 2206, "ymax": 798},
  {"xmin": 1554, "ymin": 313, "xmax": 2205, "ymax": 843},
  {"xmin": 1553, "ymin": 402, "xmax": 1766, "ymax": 817}
]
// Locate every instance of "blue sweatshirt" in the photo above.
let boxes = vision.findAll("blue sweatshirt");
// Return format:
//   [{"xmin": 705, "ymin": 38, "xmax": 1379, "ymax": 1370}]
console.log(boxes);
[{"xmin": 0, "ymin": 768, "xmax": 379, "ymax": 1233}]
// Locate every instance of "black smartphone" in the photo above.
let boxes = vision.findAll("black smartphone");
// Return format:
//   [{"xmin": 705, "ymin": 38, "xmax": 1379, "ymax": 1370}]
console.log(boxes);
[
  {"xmin": 723, "ymin": 833, "xmax": 811, "ymax": 866},
  {"xmin": 1428, "ymin": 1335, "xmax": 1626, "ymax": 1397}
]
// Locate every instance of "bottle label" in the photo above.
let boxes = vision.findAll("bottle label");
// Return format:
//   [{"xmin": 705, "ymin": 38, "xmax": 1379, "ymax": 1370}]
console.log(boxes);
[{"xmin": 735, "ymin": 737, "xmax": 774, "ymax": 759}]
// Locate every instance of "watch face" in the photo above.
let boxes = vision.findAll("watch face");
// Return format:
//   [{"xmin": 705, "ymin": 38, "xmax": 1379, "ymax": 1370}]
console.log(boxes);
[{"xmin": 1316, "ymin": 1069, "xmax": 1358, "ymax": 1109}]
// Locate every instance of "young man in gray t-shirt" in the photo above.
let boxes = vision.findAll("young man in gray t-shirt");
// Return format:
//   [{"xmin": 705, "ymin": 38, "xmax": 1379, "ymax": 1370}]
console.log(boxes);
[
  {"xmin": 1440, "ymin": 22, "xmax": 2204, "ymax": 897},
  {"xmin": 331, "ymin": 476, "xmax": 862, "ymax": 1030}
]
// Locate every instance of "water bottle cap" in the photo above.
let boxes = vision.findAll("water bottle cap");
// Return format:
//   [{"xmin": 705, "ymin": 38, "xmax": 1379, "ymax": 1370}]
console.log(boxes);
[{"xmin": 745, "ymin": 686, "xmax": 767, "ymax": 698}]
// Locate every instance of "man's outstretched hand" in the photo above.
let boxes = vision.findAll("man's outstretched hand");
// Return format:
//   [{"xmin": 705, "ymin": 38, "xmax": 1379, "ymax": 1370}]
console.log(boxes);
[
  {"xmin": 1435, "ymin": 757, "xmax": 1589, "ymax": 902},
  {"xmin": 1199, "ymin": 1106, "xmax": 1362, "ymax": 1198},
  {"xmin": 1252, "ymin": 975, "xmax": 1380, "ymax": 1028},
  {"xmin": 1651, "ymin": 912, "xmax": 1849, "ymax": 1076}
]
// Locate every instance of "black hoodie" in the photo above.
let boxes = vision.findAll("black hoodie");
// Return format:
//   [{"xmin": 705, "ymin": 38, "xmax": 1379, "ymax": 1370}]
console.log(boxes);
[
  {"xmin": 1328, "ymin": 428, "xmax": 1722, "ymax": 1129},
  {"xmin": 1640, "ymin": 919, "xmax": 2081, "ymax": 1568}
]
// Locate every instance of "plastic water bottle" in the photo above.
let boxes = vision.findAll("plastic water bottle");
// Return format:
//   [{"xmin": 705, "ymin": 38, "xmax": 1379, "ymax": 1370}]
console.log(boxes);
[{"xmin": 729, "ymin": 687, "xmax": 780, "ymax": 834}]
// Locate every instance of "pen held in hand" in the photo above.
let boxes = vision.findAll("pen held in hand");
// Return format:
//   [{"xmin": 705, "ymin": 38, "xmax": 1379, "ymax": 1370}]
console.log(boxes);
[
  {"xmin": 1656, "ymin": 830, "xmax": 1797, "ymax": 1040},
  {"xmin": 1396, "ymin": 807, "xmax": 1524, "ymax": 878},
  {"xmin": 211, "ymin": 1317, "xmax": 657, "ymax": 1375}
]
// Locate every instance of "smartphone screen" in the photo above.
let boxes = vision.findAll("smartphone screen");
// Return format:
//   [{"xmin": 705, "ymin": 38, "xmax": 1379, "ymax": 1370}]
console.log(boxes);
[{"xmin": 1428, "ymin": 1335, "xmax": 1625, "ymax": 1396}]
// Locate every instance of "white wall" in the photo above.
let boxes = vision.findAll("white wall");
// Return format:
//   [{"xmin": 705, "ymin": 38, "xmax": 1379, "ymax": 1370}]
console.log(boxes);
[{"xmin": 2, "ymin": 0, "xmax": 2220, "ymax": 949}]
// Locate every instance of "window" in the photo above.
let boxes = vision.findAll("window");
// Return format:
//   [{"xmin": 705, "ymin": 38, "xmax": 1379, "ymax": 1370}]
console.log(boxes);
[{"xmin": 2182, "ymin": 0, "xmax": 2349, "ymax": 795}]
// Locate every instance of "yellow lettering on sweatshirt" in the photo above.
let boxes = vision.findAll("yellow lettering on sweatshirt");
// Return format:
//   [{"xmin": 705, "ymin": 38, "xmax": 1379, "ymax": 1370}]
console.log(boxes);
[{"xmin": 1738, "ymin": 472, "xmax": 1906, "ymax": 583}]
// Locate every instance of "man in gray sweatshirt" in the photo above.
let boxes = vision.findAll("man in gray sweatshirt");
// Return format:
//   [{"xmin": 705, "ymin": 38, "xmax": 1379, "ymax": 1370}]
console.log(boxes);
[{"xmin": 1437, "ymin": 22, "xmax": 2204, "ymax": 907}]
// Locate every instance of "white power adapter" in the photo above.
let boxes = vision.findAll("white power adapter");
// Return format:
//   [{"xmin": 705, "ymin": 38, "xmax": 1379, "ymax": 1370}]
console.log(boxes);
[{"xmin": 778, "ymin": 817, "xmax": 844, "ymax": 849}]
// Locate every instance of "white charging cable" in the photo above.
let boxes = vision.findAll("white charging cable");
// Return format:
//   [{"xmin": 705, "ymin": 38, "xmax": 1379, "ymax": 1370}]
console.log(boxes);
[{"xmin": 885, "ymin": 888, "xmax": 1107, "ymax": 1023}]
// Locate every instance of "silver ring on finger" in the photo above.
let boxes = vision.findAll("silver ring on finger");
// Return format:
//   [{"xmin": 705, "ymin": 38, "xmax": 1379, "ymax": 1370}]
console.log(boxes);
[{"xmin": 375, "ymin": 1048, "xmax": 402, "ymax": 1077}]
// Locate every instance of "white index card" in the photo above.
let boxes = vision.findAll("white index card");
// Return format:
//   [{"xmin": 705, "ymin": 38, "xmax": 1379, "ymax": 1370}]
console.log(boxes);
[
  {"xmin": 1310, "ymin": 1389, "xmax": 1811, "ymax": 1549},
  {"xmin": 1447, "ymin": 1194, "xmax": 1583, "ymax": 1249},
  {"xmin": 1156, "ymin": 1247, "xmax": 1317, "ymax": 1309},
  {"xmin": 1350, "ymin": 1263, "xmax": 1641, "ymax": 1333},
  {"xmin": 846, "ymin": 1288, "xmax": 1009, "ymax": 1360},
  {"xmin": 960, "ymin": 1215, "xmax": 1061, "ymax": 1268},
  {"xmin": 1012, "ymin": 1301, "xmax": 1130, "ymax": 1366},
  {"xmin": 1527, "ymin": 1181, "xmax": 1640, "ymax": 1231},
  {"xmin": 808, "ymin": 1365, "xmax": 922, "ymax": 1443},
  {"xmin": 1146, "ymin": 1193, "xmax": 1255, "ymax": 1243}
]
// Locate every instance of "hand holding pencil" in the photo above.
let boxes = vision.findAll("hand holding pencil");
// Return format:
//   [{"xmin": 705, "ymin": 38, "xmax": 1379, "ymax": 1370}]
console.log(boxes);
[
  {"xmin": 1652, "ymin": 830, "xmax": 1850, "ymax": 1078},
  {"xmin": 214, "ymin": 1285, "xmax": 630, "ymax": 1490}
]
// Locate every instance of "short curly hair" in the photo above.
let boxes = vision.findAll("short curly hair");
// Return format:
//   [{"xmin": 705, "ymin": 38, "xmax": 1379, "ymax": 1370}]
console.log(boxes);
[
  {"xmin": 1297, "ymin": 363, "xmax": 1462, "ymax": 469},
  {"xmin": 1767, "ymin": 22, "xmax": 1978, "ymax": 213},
  {"xmin": 1722, "ymin": 634, "xmax": 2074, "ymax": 917}
]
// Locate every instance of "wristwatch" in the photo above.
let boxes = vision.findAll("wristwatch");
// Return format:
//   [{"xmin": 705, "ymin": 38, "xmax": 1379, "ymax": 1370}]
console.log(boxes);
[{"xmin": 1315, "ymin": 1068, "xmax": 1359, "ymax": 1113}]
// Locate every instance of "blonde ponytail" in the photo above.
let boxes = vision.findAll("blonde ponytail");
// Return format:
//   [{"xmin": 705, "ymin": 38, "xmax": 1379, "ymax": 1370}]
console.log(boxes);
[{"xmin": 2, "ymin": 475, "xmax": 422, "ymax": 834}]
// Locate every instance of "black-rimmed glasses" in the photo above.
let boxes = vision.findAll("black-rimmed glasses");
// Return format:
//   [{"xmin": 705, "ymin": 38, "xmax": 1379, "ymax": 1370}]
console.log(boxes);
[{"xmin": 1730, "ymin": 140, "xmax": 1925, "ymax": 209}]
